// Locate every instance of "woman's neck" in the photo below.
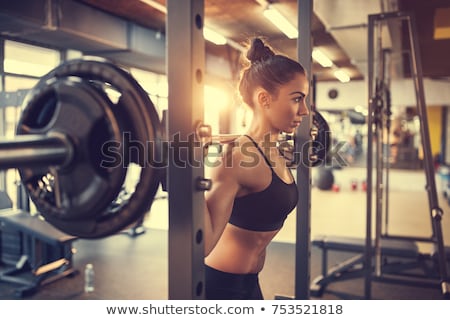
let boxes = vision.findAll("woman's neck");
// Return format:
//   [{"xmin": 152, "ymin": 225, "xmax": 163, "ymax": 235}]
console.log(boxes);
[{"xmin": 246, "ymin": 121, "xmax": 280, "ymax": 143}]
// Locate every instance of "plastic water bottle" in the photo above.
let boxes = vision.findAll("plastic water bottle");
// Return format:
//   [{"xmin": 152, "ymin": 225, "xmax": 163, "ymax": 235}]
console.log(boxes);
[{"xmin": 84, "ymin": 263, "xmax": 95, "ymax": 293}]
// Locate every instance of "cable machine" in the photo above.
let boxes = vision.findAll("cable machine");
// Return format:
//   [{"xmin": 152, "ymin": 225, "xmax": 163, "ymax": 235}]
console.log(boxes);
[
  {"xmin": 309, "ymin": 10, "xmax": 449, "ymax": 300},
  {"xmin": 365, "ymin": 11, "xmax": 450, "ymax": 299}
]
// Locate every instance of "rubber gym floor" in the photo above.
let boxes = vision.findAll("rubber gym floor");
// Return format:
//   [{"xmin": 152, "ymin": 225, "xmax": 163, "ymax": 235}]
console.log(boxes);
[{"xmin": 0, "ymin": 167, "xmax": 449, "ymax": 300}]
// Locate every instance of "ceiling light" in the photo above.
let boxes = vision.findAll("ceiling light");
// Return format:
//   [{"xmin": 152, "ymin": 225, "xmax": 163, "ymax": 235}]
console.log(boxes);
[
  {"xmin": 263, "ymin": 6, "xmax": 298, "ymax": 39},
  {"xmin": 203, "ymin": 27, "xmax": 227, "ymax": 45},
  {"xmin": 312, "ymin": 48, "xmax": 333, "ymax": 67},
  {"xmin": 140, "ymin": 0, "xmax": 227, "ymax": 46},
  {"xmin": 139, "ymin": 0, "xmax": 166, "ymax": 14},
  {"xmin": 334, "ymin": 70, "xmax": 350, "ymax": 83}
]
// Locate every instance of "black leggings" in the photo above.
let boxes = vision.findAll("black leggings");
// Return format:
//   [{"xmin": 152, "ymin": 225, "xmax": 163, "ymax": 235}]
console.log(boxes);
[{"xmin": 205, "ymin": 265, "xmax": 264, "ymax": 300}]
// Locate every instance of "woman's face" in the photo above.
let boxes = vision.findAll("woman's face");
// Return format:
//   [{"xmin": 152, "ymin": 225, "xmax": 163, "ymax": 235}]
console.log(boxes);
[{"xmin": 267, "ymin": 73, "xmax": 310, "ymax": 134}]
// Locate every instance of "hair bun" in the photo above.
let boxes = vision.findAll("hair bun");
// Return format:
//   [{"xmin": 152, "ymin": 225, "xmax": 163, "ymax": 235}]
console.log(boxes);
[{"xmin": 246, "ymin": 38, "xmax": 275, "ymax": 64}]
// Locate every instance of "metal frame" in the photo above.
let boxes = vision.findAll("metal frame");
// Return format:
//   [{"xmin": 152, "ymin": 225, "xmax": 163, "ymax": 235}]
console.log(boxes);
[
  {"xmin": 295, "ymin": 0, "xmax": 313, "ymax": 300},
  {"xmin": 309, "ymin": 10, "xmax": 449, "ymax": 300},
  {"xmin": 165, "ymin": 0, "xmax": 315, "ymax": 300},
  {"xmin": 0, "ymin": 38, "xmax": 5, "ymax": 191},
  {"xmin": 166, "ymin": 0, "xmax": 206, "ymax": 299},
  {"xmin": 0, "ymin": 0, "xmax": 315, "ymax": 300},
  {"xmin": 165, "ymin": 0, "xmax": 316, "ymax": 300},
  {"xmin": 366, "ymin": 11, "xmax": 449, "ymax": 299}
]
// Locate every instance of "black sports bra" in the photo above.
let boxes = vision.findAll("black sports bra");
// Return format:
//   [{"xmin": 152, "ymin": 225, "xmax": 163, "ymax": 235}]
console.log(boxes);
[{"xmin": 228, "ymin": 135, "xmax": 298, "ymax": 232}]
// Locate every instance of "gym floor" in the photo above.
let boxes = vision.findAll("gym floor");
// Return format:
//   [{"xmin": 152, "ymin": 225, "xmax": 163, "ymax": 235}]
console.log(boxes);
[{"xmin": 0, "ymin": 166, "xmax": 449, "ymax": 300}]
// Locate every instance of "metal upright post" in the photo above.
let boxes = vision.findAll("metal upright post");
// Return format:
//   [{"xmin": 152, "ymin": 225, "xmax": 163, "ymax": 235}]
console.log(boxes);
[
  {"xmin": 374, "ymin": 26, "xmax": 384, "ymax": 277},
  {"xmin": 383, "ymin": 49, "xmax": 392, "ymax": 239},
  {"xmin": 365, "ymin": 13, "xmax": 377, "ymax": 300},
  {"xmin": 0, "ymin": 39, "xmax": 6, "ymax": 191},
  {"xmin": 406, "ymin": 12, "xmax": 449, "ymax": 297},
  {"xmin": 295, "ymin": 0, "xmax": 313, "ymax": 300},
  {"xmin": 166, "ymin": 0, "xmax": 206, "ymax": 299}
]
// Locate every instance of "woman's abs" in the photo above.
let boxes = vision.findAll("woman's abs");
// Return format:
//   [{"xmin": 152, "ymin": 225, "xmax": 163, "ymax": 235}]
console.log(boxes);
[{"xmin": 205, "ymin": 223, "xmax": 278, "ymax": 274}]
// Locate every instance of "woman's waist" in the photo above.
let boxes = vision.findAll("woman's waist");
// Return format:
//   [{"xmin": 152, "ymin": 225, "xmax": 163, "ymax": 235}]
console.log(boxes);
[
  {"xmin": 205, "ymin": 246, "xmax": 266, "ymax": 274},
  {"xmin": 205, "ymin": 226, "xmax": 277, "ymax": 273}
]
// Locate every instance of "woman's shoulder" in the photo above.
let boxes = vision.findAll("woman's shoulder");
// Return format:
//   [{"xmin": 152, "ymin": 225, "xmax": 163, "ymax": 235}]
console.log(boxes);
[
  {"xmin": 206, "ymin": 135, "xmax": 272, "ymax": 194},
  {"xmin": 222, "ymin": 136, "xmax": 260, "ymax": 166},
  {"xmin": 206, "ymin": 136, "xmax": 259, "ymax": 178}
]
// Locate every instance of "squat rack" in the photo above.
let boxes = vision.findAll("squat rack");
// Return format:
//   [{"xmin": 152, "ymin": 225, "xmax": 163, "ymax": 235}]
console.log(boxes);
[{"xmin": 165, "ymin": 0, "xmax": 314, "ymax": 299}]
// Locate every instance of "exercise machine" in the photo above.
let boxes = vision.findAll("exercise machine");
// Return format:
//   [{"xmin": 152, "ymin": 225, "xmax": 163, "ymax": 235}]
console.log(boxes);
[
  {"xmin": 311, "ymin": 11, "xmax": 450, "ymax": 299},
  {"xmin": 366, "ymin": 11, "xmax": 449, "ymax": 299}
]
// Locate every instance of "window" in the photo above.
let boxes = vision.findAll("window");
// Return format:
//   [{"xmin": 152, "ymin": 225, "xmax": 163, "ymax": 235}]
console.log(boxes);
[{"xmin": 4, "ymin": 40, "xmax": 60, "ymax": 77}]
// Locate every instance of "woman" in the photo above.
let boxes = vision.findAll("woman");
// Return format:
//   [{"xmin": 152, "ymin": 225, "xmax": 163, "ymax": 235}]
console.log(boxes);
[{"xmin": 204, "ymin": 37, "xmax": 310, "ymax": 299}]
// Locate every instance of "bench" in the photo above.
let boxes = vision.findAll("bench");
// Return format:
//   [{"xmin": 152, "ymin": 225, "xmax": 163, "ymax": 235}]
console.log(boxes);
[
  {"xmin": 310, "ymin": 235, "xmax": 422, "ymax": 296},
  {"xmin": 0, "ymin": 209, "xmax": 78, "ymax": 297}
]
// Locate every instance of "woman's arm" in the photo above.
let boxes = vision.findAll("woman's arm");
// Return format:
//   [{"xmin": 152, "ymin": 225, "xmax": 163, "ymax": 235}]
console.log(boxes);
[{"xmin": 204, "ymin": 146, "xmax": 240, "ymax": 256}]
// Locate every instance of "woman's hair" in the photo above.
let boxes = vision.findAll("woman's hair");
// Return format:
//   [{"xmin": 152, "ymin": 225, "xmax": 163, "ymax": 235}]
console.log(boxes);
[{"xmin": 238, "ymin": 38, "xmax": 306, "ymax": 108}]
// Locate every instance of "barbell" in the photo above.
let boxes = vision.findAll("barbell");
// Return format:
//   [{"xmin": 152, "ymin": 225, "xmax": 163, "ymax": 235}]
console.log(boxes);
[{"xmin": 0, "ymin": 58, "xmax": 331, "ymax": 238}]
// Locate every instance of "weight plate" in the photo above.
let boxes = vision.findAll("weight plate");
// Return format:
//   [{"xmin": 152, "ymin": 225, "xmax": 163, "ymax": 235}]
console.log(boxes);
[
  {"xmin": 18, "ymin": 58, "xmax": 163, "ymax": 238},
  {"xmin": 311, "ymin": 110, "xmax": 332, "ymax": 167},
  {"xmin": 18, "ymin": 77, "xmax": 126, "ymax": 221}
]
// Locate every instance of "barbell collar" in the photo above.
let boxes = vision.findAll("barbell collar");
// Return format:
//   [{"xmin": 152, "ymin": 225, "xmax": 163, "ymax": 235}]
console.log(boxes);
[{"xmin": 0, "ymin": 134, "xmax": 72, "ymax": 170}]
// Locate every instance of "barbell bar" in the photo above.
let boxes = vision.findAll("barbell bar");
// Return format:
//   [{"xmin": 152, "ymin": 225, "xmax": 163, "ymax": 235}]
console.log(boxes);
[
  {"xmin": 0, "ymin": 57, "xmax": 331, "ymax": 238},
  {"xmin": 196, "ymin": 121, "xmax": 331, "ymax": 168},
  {"xmin": 0, "ymin": 134, "xmax": 72, "ymax": 169}
]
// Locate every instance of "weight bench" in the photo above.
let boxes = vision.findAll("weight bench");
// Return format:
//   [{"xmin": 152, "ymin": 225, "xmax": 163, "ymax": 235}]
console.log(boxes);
[
  {"xmin": 310, "ymin": 235, "xmax": 422, "ymax": 296},
  {"xmin": 0, "ymin": 209, "xmax": 78, "ymax": 297}
]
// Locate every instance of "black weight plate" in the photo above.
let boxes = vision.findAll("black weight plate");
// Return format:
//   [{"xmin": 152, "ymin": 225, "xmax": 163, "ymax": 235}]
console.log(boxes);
[
  {"xmin": 19, "ymin": 57, "xmax": 163, "ymax": 238},
  {"xmin": 311, "ymin": 111, "xmax": 332, "ymax": 167},
  {"xmin": 18, "ymin": 77, "xmax": 127, "ymax": 223}
]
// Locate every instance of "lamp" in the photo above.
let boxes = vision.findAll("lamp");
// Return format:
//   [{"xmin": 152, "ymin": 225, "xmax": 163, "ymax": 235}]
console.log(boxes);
[
  {"xmin": 203, "ymin": 27, "xmax": 227, "ymax": 45},
  {"xmin": 312, "ymin": 48, "xmax": 333, "ymax": 68},
  {"xmin": 139, "ymin": 0, "xmax": 232, "ymax": 47},
  {"xmin": 334, "ymin": 70, "xmax": 350, "ymax": 83},
  {"xmin": 263, "ymin": 6, "xmax": 298, "ymax": 39}
]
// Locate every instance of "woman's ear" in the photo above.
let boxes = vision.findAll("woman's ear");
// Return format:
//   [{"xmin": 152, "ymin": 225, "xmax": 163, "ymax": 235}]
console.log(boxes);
[{"xmin": 256, "ymin": 89, "xmax": 272, "ymax": 108}]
